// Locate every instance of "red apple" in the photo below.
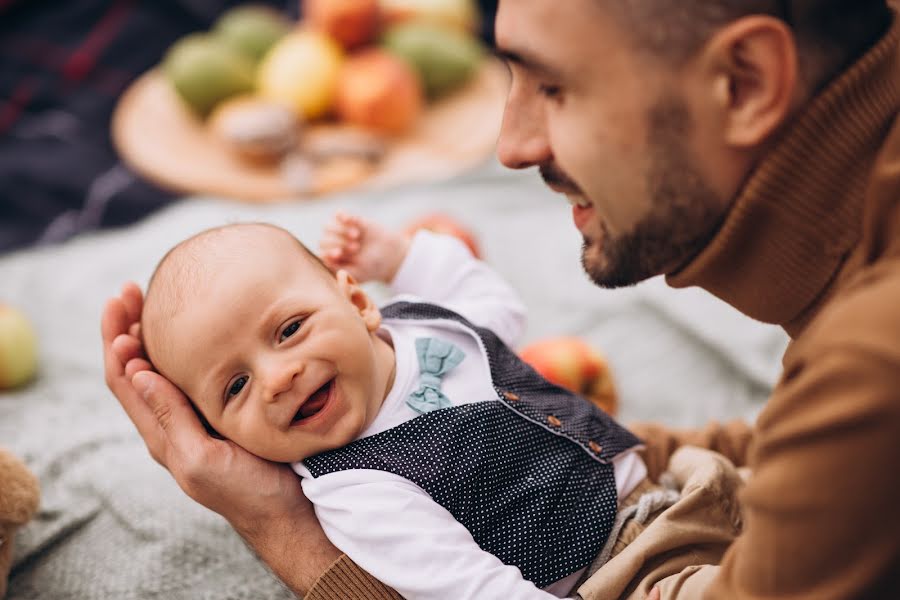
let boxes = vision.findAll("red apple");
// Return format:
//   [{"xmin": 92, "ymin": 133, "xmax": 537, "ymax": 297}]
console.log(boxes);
[
  {"xmin": 305, "ymin": 0, "xmax": 381, "ymax": 50},
  {"xmin": 519, "ymin": 337, "xmax": 618, "ymax": 415},
  {"xmin": 335, "ymin": 49, "xmax": 424, "ymax": 134},
  {"xmin": 403, "ymin": 213, "xmax": 481, "ymax": 258}
]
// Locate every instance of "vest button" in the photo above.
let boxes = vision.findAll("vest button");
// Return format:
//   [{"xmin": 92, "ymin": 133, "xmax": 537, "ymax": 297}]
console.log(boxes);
[
  {"xmin": 547, "ymin": 415, "xmax": 562, "ymax": 427},
  {"xmin": 503, "ymin": 391, "xmax": 520, "ymax": 402},
  {"xmin": 589, "ymin": 440, "xmax": 603, "ymax": 454}
]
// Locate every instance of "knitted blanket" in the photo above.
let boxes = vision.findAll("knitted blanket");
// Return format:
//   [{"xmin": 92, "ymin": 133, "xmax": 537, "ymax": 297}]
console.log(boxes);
[{"xmin": 0, "ymin": 161, "xmax": 787, "ymax": 599}]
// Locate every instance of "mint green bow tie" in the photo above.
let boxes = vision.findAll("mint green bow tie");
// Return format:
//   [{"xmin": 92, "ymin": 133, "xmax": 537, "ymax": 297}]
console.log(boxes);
[{"xmin": 406, "ymin": 337, "xmax": 466, "ymax": 415}]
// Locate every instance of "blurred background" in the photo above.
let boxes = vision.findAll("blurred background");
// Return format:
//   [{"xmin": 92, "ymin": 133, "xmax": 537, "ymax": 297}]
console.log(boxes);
[{"xmin": 0, "ymin": 0, "xmax": 500, "ymax": 253}]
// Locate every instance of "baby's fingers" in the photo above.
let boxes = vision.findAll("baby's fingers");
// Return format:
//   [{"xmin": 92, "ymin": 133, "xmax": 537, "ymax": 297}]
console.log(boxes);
[{"xmin": 334, "ymin": 212, "xmax": 365, "ymax": 241}]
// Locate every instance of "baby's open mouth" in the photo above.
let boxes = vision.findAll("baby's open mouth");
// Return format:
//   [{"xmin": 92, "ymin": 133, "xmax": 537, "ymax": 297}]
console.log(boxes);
[{"xmin": 292, "ymin": 379, "xmax": 334, "ymax": 424}]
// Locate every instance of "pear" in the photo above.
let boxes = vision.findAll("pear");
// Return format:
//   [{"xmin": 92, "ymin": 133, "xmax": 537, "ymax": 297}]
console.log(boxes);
[
  {"xmin": 163, "ymin": 33, "xmax": 256, "ymax": 117},
  {"xmin": 382, "ymin": 22, "xmax": 483, "ymax": 98},
  {"xmin": 213, "ymin": 5, "xmax": 291, "ymax": 63}
]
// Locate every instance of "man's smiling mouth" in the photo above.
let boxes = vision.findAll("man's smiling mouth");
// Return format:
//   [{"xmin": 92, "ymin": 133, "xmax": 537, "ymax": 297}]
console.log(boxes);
[{"xmin": 292, "ymin": 378, "xmax": 334, "ymax": 424}]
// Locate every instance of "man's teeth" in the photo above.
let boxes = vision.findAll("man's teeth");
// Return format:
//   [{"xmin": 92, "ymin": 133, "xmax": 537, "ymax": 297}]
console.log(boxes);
[{"xmin": 567, "ymin": 197, "xmax": 592, "ymax": 208}]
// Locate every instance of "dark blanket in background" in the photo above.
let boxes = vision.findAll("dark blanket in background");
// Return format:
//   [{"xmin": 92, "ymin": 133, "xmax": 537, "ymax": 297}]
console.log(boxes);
[{"xmin": 0, "ymin": 0, "xmax": 499, "ymax": 254}]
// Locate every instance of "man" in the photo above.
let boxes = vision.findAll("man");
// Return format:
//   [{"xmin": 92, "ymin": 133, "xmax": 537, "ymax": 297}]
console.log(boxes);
[{"xmin": 103, "ymin": 0, "xmax": 900, "ymax": 598}]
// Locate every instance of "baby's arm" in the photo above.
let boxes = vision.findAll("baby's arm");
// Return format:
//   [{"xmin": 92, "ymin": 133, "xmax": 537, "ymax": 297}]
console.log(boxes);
[
  {"xmin": 389, "ymin": 228, "xmax": 527, "ymax": 347},
  {"xmin": 297, "ymin": 468, "xmax": 562, "ymax": 600},
  {"xmin": 319, "ymin": 212, "xmax": 526, "ymax": 347}
]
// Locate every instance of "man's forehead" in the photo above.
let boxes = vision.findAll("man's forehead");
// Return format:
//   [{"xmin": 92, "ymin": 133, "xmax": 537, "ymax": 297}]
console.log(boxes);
[{"xmin": 495, "ymin": 0, "xmax": 611, "ymax": 72}]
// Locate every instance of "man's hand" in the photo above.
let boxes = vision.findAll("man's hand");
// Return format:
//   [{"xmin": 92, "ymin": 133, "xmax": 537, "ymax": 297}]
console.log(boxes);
[
  {"xmin": 319, "ymin": 212, "xmax": 410, "ymax": 284},
  {"xmin": 102, "ymin": 283, "xmax": 340, "ymax": 595}
]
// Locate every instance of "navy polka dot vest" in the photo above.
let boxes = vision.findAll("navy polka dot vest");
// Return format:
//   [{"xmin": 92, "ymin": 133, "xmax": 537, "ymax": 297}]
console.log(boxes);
[{"xmin": 304, "ymin": 302, "xmax": 641, "ymax": 588}]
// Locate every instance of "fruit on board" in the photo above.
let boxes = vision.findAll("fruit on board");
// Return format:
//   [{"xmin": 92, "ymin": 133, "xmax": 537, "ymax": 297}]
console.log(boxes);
[
  {"xmin": 305, "ymin": 0, "xmax": 381, "ymax": 50},
  {"xmin": 403, "ymin": 213, "xmax": 480, "ymax": 258},
  {"xmin": 257, "ymin": 29, "xmax": 344, "ymax": 120},
  {"xmin": 0, "ymin": 304, "xmax": 38, "ymax": 390},
  {"xmin": 335, "ymin": 49, "xmax": 424, "ymax": 134},
  {"xmin": 380, "ymin": 0, "xmax": 480, "ymax": 32},
  {"xmin": 519, "ymin": 337, "xmax": 618, "ymax": 416},
  {"xmin": 381, "ymin": 22, "xmax": 483, "ymax": 98},
  {"xmin": 213, "ymin": 5, "xmax": 292, "ymax": 63},
  {"xmin": 162, "ymin": 33, "xmax": 256, "ymax": 117}
]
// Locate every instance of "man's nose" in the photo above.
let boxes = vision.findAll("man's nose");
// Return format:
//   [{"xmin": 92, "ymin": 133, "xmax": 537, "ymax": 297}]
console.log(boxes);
[{"xmin": 496, "ymin": 84, "xmax": 552, "ymax": 170}]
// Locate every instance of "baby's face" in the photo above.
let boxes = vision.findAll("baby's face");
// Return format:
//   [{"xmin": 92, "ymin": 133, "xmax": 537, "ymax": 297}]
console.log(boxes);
[{"xmin": 144, "ymin": 227, "xmax": 390, "ymax": 462}]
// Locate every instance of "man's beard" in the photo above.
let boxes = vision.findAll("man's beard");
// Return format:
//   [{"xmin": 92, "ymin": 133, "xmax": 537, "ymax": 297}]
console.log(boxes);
[{"xmin": 580, "ymin": 97, "xmax": 726, "ymax": 289}]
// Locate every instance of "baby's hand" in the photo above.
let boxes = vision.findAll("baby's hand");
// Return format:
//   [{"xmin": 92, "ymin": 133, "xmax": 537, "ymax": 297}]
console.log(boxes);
[{"xmin": 319, "ymin": 212, "xmax": 410, "ymax": 284}]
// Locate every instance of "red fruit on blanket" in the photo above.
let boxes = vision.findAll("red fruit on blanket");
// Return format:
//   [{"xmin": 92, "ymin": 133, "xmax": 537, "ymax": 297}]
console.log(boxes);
[
  {"xmin": 403, "ymin": 213, "xmax": 481, "ymax": 259},
  {"xmin": 519, "ymin": 337, "xmax": 618, "ymax": 416}
]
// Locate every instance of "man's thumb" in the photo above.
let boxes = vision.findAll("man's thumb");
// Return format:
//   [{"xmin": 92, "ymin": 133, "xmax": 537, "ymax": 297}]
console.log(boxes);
[
  {"xmin": 131, "ymin": 370, "xmax": 184, "ymax": 432},
  {"xmin": 132, "ymin": 370, "xmax": 154, "ymax": 400}
]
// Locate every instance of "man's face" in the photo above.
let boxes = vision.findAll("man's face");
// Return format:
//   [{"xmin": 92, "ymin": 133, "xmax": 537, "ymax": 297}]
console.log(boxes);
[
  {"xmin": 495, "ymin": 0, "xmax": 730, "ymax": 287},
  {"xmin": 148, "ymin": 229, "xmax": 387, "ymax": 463}
]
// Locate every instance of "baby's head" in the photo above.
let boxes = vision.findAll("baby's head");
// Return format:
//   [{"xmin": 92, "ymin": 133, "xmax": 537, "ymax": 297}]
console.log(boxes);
[{"xmin": 142, "ymin": 223, "xmax": 395, "ymax": 462}]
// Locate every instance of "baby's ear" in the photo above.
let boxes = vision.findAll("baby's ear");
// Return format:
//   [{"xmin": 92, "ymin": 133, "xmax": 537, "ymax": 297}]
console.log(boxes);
[{"xmin": 335, "ymin": 269, "xmax": 382, "ymax": 331}]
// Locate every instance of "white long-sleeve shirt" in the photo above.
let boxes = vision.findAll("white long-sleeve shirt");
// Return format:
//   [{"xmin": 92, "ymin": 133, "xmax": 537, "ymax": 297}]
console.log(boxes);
[{"xmin": 293, "ymin": 231, "xmax": 646, "ymax": 600}]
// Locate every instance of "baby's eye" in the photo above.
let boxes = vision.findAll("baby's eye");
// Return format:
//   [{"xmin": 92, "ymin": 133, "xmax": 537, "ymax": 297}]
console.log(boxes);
[
  {"xmin": 280, "ymin": 320, "xmax": 302, "ymax": 342},
  {"xmin": 226, "ymin": 376, "xmax": 248, "ymax": 399}
]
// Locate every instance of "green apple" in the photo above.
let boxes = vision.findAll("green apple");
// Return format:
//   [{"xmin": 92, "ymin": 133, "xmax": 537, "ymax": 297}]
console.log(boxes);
[
  {"xmin": 213, "ymin": 5, "xmax": 292, "ymax": 63},
  {"xmin": 162, "ymin": 33, "xmax": 256, "ymax": 117},
  {"xmin": 0, "ymin": 305, "xmax": 38, "ymax": 390},
  {"xmin": 382, "ymin": 22, "xmax": 483, "ymax": 98}
]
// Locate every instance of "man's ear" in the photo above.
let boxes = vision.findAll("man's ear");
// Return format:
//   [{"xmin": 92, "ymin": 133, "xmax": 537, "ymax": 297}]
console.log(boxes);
[
  {"xmin": 704, "ymin": 15, "xmax": 799, "ymax": 149},
  {"xmin": 335, "ymin": 269, "xmax": 382, "ymax": 332}
]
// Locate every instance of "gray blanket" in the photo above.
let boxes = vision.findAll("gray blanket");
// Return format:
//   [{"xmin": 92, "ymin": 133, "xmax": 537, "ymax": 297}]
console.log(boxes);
[{"xmin": 0, "ymin": 161, "xmax": 787, "ymax": 599}]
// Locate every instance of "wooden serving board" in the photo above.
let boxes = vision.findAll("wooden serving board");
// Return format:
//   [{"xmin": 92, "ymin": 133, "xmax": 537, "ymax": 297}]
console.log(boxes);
[{"xmin": 111, "ymin": 60, "xmax": 509, "ymax": 202}]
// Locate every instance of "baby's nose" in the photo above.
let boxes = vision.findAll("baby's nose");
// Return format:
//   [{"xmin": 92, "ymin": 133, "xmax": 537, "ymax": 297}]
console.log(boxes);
[{"xmin": 263, "ymin": 360, "xmax": 302, "ymax": 401}]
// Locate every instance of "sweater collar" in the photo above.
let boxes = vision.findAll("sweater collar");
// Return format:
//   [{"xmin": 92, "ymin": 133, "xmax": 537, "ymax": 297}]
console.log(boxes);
[{"xmin": 666, "ymin": 14, "xmax": 900, "ymax": 336}]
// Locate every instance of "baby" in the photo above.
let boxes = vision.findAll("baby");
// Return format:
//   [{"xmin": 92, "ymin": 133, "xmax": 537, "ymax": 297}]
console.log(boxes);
[{"xmin": 140, "ymin": 214, "xmax": 647, "ymax": 599}]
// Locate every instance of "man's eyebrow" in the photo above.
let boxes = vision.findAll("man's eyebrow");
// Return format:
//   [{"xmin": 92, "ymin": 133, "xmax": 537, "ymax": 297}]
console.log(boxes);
[{"xmin": 495, "ymin": 47, "xmax": 559, "ymax": 78}]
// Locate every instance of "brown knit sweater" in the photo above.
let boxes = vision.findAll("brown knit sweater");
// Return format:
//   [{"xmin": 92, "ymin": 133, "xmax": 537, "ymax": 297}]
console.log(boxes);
[{"xmin": 304, "ymin": 14, "xmax": 900, "ymax": 600}]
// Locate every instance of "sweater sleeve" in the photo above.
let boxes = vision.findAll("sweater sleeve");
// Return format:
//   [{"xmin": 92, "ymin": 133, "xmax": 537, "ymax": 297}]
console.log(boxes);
[
  {"xmin": 628, "ymin": 420, "xmax": 754, "ymax": 481},
  {"xmin": 697, "ymin": 347, "xmax": 900, "ymax": 600},
  {"xmin": 305, "ymin": 555, "xmax": 403, "ymax": 600}
]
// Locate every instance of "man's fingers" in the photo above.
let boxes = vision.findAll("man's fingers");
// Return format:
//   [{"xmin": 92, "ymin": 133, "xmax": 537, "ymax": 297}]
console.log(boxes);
[
  {"xmin": 132, "ymin": 370, "xmax": 209, "ymax": 458},
  {"xmin": 129, "ymin": 322, "xmax": 141, "ymax": 340},
  {"xmin": 120, "ymin": 282, "xmax": 144, "ymax": 324},
  {"xmin": 647, "ymin": 587, "xmax": 661, "ymax": 600},
  {"xmin": 101, "ymin": 297, "xmax": 131, "ymax": 349},
  {"xmin": 125, "ymin": 357, "xmax": 153, "ymax": 379},
  {"xmin": 112, "ymin": 334, "xmax": 144, "ymax": 364}
]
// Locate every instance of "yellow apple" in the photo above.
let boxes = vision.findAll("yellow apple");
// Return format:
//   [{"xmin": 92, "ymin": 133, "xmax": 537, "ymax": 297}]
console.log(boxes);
[
  {"xmin": 519, "ymin": 337, "xmax": 618, "ymax": 415},
  {"xmin": 0, "ymin": 305, "xmax": 38, "ymax": 390},
  {"xmin": 257, "ymin": 29, "xmax": 344, "ymax": 120}
]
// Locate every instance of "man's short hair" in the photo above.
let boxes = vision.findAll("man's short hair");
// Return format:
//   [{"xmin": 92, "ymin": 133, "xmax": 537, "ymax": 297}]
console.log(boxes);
[{"xmin": 611, "ymin": 0, "xmax": 892, "ymax": 91}]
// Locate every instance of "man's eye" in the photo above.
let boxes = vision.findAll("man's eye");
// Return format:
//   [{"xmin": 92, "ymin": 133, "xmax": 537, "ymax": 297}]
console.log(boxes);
[
  {"xmin": 280, "ymin": 320, "xmax": 302, "ymax": 342},
  {"xmin": 539, "ymin": 84, "xmax": 562, "ymax": 99},
  {"xmin": 227, "ymin": 376, "xmax": 248, "ymax": 399}
]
